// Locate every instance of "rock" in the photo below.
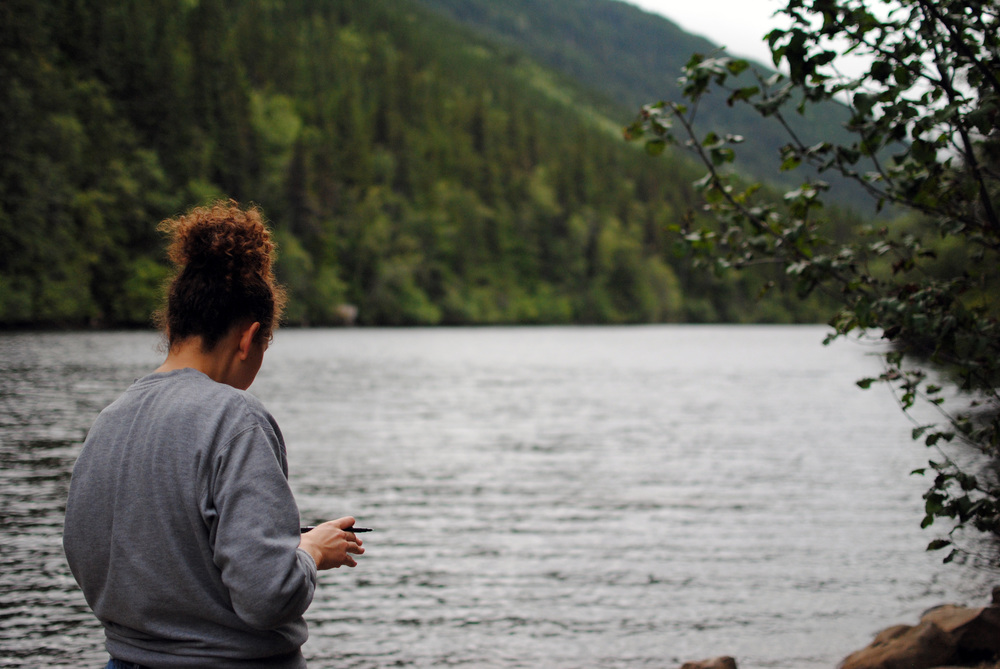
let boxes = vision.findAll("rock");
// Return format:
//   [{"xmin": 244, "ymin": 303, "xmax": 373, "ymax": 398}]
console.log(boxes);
[
  {"xmin": 841, "ymin": 595, "xmax": 1000, "ymax": 669},
  {"xmin": 334, "ymin": 303, "xmax": 358, "ymax": 325},
  {"xmin": 920, "ymin": 604, "xmax": 1000, "ymax": 655},
  {"xmin": 839, "ymin": 620, "xmax": 956, "ymax": 669},
  {"xmin": 680, "ymin": 657, "xmax": 738, "ymax": 669}
]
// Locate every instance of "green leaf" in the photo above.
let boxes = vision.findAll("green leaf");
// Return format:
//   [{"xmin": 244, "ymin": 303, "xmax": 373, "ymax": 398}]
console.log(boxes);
[
  {"xmin": 710, "ymin": 147, "xmax": 735, "ymax": 166},
  {"xmin": 925, "ymin": 493, "xmax": 946, "ymax": 515},
  {"xmin": 644, "ymin": 139, "xmax": 667, "ymax": 156},
  {"xmin": 727, "ymin": 86, "xmax": 760, "ymax": 106},
  {"xmin": 853, "ymin": 92, "xmax": 874, "ymax": 117},
  {"xmin": 726, "ymin": 59, "xmax": 750, "ymax": 75},
  {"xmin": 780, "ymin": 154, "xmax": 802, "ymax": 172}
]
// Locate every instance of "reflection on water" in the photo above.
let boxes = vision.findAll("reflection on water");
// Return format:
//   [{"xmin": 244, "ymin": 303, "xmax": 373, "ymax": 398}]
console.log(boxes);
[{"xmin": 1, "ymin": 326, "xmax": 996, "ymax": 668}]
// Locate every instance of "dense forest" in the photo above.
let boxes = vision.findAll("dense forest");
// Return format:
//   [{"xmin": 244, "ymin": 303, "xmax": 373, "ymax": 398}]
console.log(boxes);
[
  {"xmin": 1, "ymin": 0, "xmax": 841, "ymax": 327},
  {"xmin": 415, "ymin": 0, "xmax": 866, "ymax": 197}
]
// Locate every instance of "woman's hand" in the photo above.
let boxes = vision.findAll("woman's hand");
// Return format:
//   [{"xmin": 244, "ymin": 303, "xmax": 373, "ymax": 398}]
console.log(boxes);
[{"xmin": 298, "ymin": 516, "xmax": 365, "ymax": 570}]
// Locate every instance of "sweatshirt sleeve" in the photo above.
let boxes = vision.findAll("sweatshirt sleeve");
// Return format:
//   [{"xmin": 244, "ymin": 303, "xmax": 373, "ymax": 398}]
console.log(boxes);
[{"xmin": 209, "ymin": 418, "xmax": 317, "ymax": 630}]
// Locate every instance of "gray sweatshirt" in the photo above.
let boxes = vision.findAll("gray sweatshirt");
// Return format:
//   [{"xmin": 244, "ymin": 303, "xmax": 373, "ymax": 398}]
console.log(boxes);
[{"xmin": 63, "ymin": 368, "xmax": 317, "ymax": 668}]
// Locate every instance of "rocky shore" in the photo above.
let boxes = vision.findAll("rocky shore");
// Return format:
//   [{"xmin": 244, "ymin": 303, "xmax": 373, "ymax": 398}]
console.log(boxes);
[{"xmin": 679, "ymin": 587, "xmax": 1000, "ymax": 669}]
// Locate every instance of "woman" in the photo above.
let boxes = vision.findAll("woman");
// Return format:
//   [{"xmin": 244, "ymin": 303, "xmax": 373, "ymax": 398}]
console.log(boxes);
[{"xmin": 63, "ymin": 201, "xmax": 364, "ymax": 668}]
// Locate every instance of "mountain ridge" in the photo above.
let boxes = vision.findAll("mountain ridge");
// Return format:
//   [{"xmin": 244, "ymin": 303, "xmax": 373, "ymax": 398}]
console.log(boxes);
[{"xmin": 414, "ymin": 0, "xmax": 867, "ymax": 207}]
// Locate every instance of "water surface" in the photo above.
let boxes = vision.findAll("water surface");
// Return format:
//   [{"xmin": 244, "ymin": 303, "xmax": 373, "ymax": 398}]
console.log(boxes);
[{"xmin": 1, "ymin": 326, "xmax": 996, "ymax": 668}]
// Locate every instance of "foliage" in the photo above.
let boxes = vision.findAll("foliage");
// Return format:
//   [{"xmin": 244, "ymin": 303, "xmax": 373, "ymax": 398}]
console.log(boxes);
[
  {"xmin": 1, "ymin": 0, "xmax": 849, "ymax": 328},
  {"xmin": 627, "ymin": 0, "xmax": 1000, "ymax": 562}
]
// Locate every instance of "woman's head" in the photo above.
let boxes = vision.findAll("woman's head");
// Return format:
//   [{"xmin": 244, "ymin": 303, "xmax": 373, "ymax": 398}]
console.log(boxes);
[{"xmin": 156, "ymin": 201, "xmax": 286, "ymax": 351}]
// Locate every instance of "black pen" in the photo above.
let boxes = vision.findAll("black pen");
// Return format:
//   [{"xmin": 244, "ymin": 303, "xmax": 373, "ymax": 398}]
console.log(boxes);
[{"xmin": 300, "ymin": 526, "xmax": 373, "ymax": 533}]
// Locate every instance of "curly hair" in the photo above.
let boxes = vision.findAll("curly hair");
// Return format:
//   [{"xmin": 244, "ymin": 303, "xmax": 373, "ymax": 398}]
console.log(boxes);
[{"xmin": 155, "ymin": 200, "xmax": 287, "ymax": 351}]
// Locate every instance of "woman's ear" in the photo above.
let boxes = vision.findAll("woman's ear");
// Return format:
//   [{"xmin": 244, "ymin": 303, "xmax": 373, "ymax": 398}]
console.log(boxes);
[{"xmin": 237, "ymin": 322, "xmax": 262, "ymax": 360}]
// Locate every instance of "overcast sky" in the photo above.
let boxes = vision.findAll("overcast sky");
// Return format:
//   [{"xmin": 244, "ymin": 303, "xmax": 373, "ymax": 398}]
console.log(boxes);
[
  {"xmin": 621, "ymin": 0, "xmax": 879, "ymax": 79},
  {"xmin": 622, "ymin": 0, "xmax": 791, "ymax": 65}
]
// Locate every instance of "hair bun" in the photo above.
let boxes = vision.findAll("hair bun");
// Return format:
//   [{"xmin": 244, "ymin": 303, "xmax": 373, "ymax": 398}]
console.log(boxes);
[
  {"xmin": 155, "ymin": 200, "xmax": 286, "ymax": 350},
  {"xmin": 160, "ymin": 200, "xmax": 274, "ymax": 285}
]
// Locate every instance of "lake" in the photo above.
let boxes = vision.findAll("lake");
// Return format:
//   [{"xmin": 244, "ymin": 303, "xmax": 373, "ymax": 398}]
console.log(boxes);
[{"xmin": 1, "ymin": 325, "xmax": 997, "ymax": 668}]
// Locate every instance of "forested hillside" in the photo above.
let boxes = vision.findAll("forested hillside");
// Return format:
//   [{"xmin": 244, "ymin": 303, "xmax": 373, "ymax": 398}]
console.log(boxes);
[
  {"xmin": 1, "ymin": 0, "xmax": 837, "ymax": 327},
  {"xmin": 414, "ymin": 0, "xmax": 867, "ymax": 201}
]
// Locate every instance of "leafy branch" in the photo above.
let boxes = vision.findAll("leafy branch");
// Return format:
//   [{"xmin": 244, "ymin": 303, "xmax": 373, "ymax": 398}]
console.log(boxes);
[{"xmin": 626, "ymin": 0, "xmax": 1000, "ymax": 564}]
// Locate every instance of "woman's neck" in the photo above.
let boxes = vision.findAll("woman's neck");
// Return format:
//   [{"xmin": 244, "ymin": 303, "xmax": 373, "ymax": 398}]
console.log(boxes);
[
  {"xmin": 155, "ymin": 337, "xmax": 226, "ymax": 381},
  {"xmin": 155, "ymin": 322, "xmax": 264, "ymax": 390}
]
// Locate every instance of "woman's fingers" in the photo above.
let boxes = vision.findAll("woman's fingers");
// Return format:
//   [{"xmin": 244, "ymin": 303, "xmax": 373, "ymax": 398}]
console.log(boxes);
[{"xmin": 300, "ymin": 519, "xmax": 366, "ymax": 569}]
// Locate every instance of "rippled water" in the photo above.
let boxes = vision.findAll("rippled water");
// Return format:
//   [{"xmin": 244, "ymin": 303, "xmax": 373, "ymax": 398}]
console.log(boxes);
[{"xmin": 1, "ymin": 326, "xmax": 997, "ymax": 668}]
